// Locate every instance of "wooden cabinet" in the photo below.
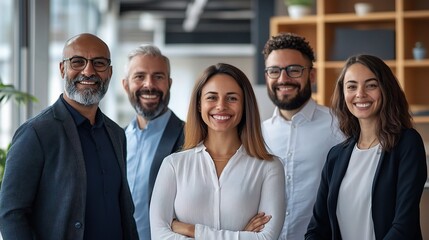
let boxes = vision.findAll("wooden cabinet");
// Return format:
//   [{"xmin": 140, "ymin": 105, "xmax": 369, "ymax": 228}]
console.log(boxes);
[{"xmin": 270, "ymin": 0, "xmax": 429, "ymax": 117}]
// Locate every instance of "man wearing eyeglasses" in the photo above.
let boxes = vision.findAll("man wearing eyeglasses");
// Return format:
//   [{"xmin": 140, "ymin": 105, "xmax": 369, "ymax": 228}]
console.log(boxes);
[
  {"xmin": 261, "ymin": 32, "xmax": 344, "ymax": 240},
  {"xmin": 0, "ymin": 33, "xmax": 138, "ymax": 240}
]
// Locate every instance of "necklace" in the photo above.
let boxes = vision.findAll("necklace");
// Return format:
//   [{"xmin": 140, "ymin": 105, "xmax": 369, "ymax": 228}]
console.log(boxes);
[
  {"xmin": 211, "ymin": 156, "xmax": 231, "ymax": 162},
  {"xmin": 359, "ymin": 137, "xmax": 378, "ymax": 149}
]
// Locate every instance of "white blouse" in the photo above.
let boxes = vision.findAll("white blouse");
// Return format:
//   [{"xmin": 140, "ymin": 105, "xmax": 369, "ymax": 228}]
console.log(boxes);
[
  {"xmin": 150, "ymin": 143, "xmax": 286, "ymax": 239},
  {"xmin": 337, "ymin": 143, "xmax": 381, "ymax": 240}
]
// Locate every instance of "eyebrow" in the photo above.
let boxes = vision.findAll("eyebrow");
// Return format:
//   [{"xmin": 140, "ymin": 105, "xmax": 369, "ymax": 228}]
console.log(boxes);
[
  {"xmin": 203, "ymin": 91, "xmax": 239, "ymax": 95},
  {"xmin": 345, "ymin": 77, "xmax": 377, "ymax": 84}
]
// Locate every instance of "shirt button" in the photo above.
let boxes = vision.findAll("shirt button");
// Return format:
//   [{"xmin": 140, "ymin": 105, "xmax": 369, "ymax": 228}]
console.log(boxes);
[
  {"xmin": 74, "ymin": 222, "xmax": 82, "ymax": 229},
  {"xmin": 286, "ymin": 175, "xmax": 291, "ymax": 181},
  {"xmin": 286, "ymin": 211, "xmax": 290, "ymax": 216}
]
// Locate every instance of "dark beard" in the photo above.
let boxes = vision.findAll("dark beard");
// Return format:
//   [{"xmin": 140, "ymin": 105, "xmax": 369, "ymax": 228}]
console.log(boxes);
[
  {"xmin": 130, "ymin": 89, "xmax": 170, "ymax": 120},
  {"xmin": 268, "ymin": 78, "xmax": 312, "ymax": 110},
  {"xmin": 64, "ymin": 75, "xmax": 108, "ymax": 106}
]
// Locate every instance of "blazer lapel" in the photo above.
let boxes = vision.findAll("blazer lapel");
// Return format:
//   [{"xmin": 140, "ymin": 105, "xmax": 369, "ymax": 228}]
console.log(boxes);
[{"xmin": 148, "ymin": 113, "xmax": 184, "ymax": 197}]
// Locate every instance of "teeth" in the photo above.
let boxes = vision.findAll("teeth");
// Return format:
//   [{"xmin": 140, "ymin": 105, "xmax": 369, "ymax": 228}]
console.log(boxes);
[
  {"xmin": 356, "ymin": 103, "xmax": 371, "ymax": 108},
  {"xmin": 213, "ymin": 115, "xmax": 230, "ymax": 120},
  {"xmin": 141, "ymin": 94, "xmax": 157, "ymax": 99},
  {"xmin": 80, "ymin": 81, "xmax": 96, "ymax": 85},
  {"xmin": 277, "ymin": 86, "xmax": 294, "ymax": 91}
]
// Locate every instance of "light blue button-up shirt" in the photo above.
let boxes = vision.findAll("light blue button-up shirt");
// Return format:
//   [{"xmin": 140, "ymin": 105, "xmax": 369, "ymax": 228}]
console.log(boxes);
[{"xmin": 125, "ymin": 110, "xmax": 171, "ymax": 240}]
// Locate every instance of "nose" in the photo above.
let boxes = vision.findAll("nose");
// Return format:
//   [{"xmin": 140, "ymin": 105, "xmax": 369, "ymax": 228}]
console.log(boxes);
[
  {"xmin": 356, "ymin": 86, "xmax": 367, "ymax": 98},
  {"xmin": 143, "ymin": 76, "xmax": 156, "ymax": 88},
  {"xmin": 277, "ymin": 69, "xmax": 290, "ymax": 83},
  {"xmin": 81, "ymin": 61, "xmax": 97, "ymax": 77},
  {"xmin": 216, "ymin": 98, "xmax": 227, "ymax": 110}
]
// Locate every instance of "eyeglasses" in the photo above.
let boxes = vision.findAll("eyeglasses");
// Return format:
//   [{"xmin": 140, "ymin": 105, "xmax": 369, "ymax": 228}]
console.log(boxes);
[
  {"xmin": 63, "ymin": 56, "xmax": 111, "ymax": 72},
  {"xmin": 265, "ymin": 65, "xmax": 310, "ymax": 79}
]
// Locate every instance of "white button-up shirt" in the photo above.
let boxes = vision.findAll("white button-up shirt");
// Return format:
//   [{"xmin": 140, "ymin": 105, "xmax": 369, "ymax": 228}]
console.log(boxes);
[
  {"xmin": 150, "ymin": 143, "xmax": 286, "ymax": 239},
  {"xmin": 262, "ymin": 99, "xmax": 344, "ymax": 240}
]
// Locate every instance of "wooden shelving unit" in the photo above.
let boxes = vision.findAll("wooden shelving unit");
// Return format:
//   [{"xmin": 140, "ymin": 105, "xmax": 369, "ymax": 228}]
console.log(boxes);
[
  {"xmin": 270, "ymin": 0, "xmax": 429, "ymax": 112},
  {"xmin": 271, "ymin": 0, "xmax": 429, "ymax": 236}
]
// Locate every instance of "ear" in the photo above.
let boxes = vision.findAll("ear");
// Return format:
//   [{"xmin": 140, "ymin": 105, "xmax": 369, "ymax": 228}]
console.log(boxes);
[
  {"xmin": 122, "ymin": 78, "xmax": 129, "ymax": 92},
  {"xmin": 108, "ymin": 66, "xmax": 113, "ymax": 79},
  {"xmin": 168, "ymin": 77, "xmax": 172, "ymax": 87},
  {"xmin": 309, "ymin": 67, "xmax": 317, "ymax": 85},
  {"xmin": 60, "ymin": 62, "xmax": 65, "ymax": 79}
]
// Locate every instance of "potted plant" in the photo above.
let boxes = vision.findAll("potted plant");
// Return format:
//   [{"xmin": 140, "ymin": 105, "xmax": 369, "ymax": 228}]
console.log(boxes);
[
  {"xmin": 285, "ymin": 0, "xmax": 313, "ymax": 19},
  {"xmin": 0, "ymin": 80, "xmax": 37, "ymax": 187}
]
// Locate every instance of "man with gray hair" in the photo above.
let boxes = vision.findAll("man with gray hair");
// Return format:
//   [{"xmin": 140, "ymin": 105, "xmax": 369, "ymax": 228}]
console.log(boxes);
[{"xmin": 122, "ymin": 44, "xmax": 184, "ymax": 240}]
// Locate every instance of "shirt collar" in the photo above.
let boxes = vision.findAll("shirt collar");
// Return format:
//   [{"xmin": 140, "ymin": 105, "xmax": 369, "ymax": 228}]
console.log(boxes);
[
  {"xmin": 126, "ymin": 109, "xmax": 172, "ymax": 133},
  {"xmin": 194, "ymin": 142, "xmax": 244, "ymax": 155},
  {"xmin": 271, "ymin": 98, "xmax": 317, "ymax": 123},
  {"xmin": 60, "ymin": 94, "xmax": 104, "ymax": 127}
]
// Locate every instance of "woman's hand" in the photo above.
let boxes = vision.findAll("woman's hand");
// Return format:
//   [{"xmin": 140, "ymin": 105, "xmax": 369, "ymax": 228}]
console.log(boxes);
[
  {"xmin": 172, "ymin": 219, "xmax": 195, "ymax": 237},
  {"xmin": 243, "ymin": 212, "xmax": 272, "ymax": 232}
]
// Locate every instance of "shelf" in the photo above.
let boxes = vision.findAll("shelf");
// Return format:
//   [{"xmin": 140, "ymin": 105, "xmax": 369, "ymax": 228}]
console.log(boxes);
[
  {"xmin": 324, "ymin": 12, "xmax": 396, "ymax": 22},
  {"xmin": 403, "ymin": 10, "xmax": 429, "ymax": 18},
  {"xmin": 414, "ymin": 116, "xmax": 429, "ymax": 123},
  {"xmin": 270, "ymin": 15, "xmax": 318, "ymax": 24},
  {"xmin": 404, "ymin": 59, "xmax": 429, "ymax": 67}
]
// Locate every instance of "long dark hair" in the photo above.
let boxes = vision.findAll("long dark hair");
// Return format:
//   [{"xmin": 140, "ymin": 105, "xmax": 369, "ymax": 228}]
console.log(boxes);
[{"xmin": 331, "ymin": 54, "xmax": 412, "ymax": 151}]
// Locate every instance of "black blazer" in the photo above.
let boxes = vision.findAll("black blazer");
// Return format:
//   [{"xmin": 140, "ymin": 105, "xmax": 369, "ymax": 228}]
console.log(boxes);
[
  {"xmin": 0, "ymin": 96, "xmax": 138, "ymax": 240},
  {"xmin": 306, "ymin": 128, "xmax": 427, "ymax": 240},
  {"xmin": 148, "ymin": 112, "xmax": 184, "ymax": 202}
]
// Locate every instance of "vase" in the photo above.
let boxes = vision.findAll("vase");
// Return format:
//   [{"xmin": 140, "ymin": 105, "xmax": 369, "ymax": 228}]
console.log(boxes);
[
  {"xmin": 287, "ymin": 5, "xmax": 311, "ymax": 19},
  {"xmin": 413, "ymin": 42, "xmax": 426, "ymax": 60}
]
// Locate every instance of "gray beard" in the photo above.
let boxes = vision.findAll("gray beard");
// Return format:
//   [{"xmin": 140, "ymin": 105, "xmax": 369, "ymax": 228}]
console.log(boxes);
[
  {"xmin": 134, "ymin": 92, "xmax": 170, "ymax": 120},
  {"xmin": 64, "ymin": 75, "xmax": 109, "ymax": 106}
]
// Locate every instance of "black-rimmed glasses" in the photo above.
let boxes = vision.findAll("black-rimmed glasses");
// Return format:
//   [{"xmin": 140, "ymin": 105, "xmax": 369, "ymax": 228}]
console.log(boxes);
[
  {"xmin": 265, "ymin": 65, "xmax": 310, "ymax": 79},
  {"xmin": 63, "ymin": 56, "xmax": 111, "ymax": 72}
]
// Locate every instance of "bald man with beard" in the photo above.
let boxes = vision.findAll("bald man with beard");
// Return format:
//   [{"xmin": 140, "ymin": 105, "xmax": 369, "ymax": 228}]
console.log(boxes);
[{"xmin": 0, "ymin": 33, "xmax": 138, "ymax": 240}]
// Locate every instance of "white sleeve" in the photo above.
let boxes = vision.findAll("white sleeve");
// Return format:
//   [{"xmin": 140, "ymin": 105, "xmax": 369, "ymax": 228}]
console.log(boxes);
[
  {"xmin": 149, "ymin": 156, "xmax": 193, "ymax": 240},
  {"xmin": 194, "ymin": 158, "xmax": 286, "ymax": 240}
]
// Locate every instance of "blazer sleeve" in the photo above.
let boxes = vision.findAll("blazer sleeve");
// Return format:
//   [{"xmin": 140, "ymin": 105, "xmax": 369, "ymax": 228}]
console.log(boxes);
[
  {"xmin": 0, "ymin": 123, "xmax": 44, "ymax": 239},
  {"xmin": 380, "ymin": 129, "xmax": 427, "ymax": 239}
]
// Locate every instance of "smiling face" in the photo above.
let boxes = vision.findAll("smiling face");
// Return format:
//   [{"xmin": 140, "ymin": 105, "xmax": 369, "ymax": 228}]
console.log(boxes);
[
  {"xmin": 265, "ymin": 49, "xmax": 314, "ymax": 111},
  {"xmin": 122, "ymin": 54, "xmax": 171, "ymax": 120},
  {"xmin": 343, "ymin": 63, "xmax": 382, "ymax": 123},
  {"xmin": 60, "ymin": 34, "xmax": 112, "ymax": 106},
  {"xmin": 200, "ymin": 73, "xmax": 243, "ymax": 135}
]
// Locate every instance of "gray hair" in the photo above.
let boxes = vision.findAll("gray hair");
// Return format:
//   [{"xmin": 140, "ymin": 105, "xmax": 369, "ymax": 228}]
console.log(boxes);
[{"xmin": 124, "ymin": 44, "xmax": 171, "ymax": 78}]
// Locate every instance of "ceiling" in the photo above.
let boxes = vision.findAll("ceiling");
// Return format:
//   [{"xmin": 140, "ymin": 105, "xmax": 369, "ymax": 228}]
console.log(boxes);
[{"xmin": 117, "ymin": 0, "xmax": 254, "ymax": 44}]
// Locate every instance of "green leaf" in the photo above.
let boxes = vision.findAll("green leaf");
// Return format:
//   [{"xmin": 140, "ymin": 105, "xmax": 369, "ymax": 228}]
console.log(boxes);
[{"xmin": 0, "ymin": 81, "xmax": 38, "ymax": 105}]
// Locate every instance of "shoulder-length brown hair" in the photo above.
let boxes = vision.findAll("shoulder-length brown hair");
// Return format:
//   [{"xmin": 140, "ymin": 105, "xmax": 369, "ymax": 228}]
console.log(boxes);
[
  {"xmin": 183, "ymin": 63, "xmax": 273, "ymax": 160},
  {"xmin": 331, "ymin": 54, "xmax": 412, "ymax": 151}
]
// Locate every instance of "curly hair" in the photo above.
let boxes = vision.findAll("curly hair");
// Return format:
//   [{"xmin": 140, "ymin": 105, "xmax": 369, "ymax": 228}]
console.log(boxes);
[
  {"xmin": 331, "ymin": 54, "xmax": 412, "ymax": 151},
  {"xmin": 262, "ymin": 32, "xmax": 316, "ymax": 65}
]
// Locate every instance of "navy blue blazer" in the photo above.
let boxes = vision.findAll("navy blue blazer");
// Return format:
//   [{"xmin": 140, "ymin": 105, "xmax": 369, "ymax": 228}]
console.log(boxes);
[
  {"xmin": 0, "ymin": 96, "xmax": 138, "ymax": 240},
  {"xmin": 306, "ymin": 128, "xmax": 427, "ymax": 240}
]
